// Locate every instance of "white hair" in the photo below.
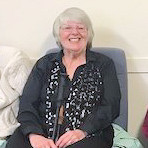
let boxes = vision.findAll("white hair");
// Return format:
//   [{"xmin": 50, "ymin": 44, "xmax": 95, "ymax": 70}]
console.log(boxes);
[{"xmin": 53, "ymin": 7, "xmax": 94, "ymax": 49}]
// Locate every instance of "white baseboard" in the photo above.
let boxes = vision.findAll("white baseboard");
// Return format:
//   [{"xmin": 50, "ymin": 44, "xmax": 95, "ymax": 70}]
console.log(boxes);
[{"xmin": 127, "ymin": 58, "xmax": 148, "ymax": 73}]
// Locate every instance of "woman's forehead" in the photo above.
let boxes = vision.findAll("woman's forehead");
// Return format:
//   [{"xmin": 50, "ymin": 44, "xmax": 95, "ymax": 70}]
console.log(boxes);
[
  {"xmin": 60, "ymin": 15, "xmax": 86, "ymax": 24},
  {"xmin": 62, "ymin": 20, "xmax": 86, "ymax": 26}
]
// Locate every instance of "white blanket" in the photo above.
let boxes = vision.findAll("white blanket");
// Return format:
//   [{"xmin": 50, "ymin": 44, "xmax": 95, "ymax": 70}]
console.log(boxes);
[{"xmin": 0, "ymin": 47, "xmax": 33, "ymax": 139}]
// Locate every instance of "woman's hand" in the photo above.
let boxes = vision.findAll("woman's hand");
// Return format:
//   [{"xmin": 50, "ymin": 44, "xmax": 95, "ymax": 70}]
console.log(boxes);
[
  {"xmin": 29, "ymin": 134, "xmax": 57, "ymax": 148},
  {"xmin": 56, "ymin": 129, "xmax": 86, "ymax": 148}
]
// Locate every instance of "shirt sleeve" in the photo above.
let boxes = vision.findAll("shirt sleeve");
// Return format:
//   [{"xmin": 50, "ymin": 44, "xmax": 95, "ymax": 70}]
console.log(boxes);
[
  {"xmin": 79, "ymin": 59, "xmax": 121, "ymax": 134},
  {"xmin": 17, "ymin": 61, "xmax": 45, "ymax": 137}
]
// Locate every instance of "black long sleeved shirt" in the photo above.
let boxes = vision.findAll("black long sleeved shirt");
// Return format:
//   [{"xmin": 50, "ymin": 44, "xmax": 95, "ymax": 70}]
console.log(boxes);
[{"xmin": 17, "ymin": 49, "xmax": 121, "ymax": 137}]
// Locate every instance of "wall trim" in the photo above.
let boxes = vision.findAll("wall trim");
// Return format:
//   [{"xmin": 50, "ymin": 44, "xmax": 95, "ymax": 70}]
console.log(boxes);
[{"xmin": 127, "ymin": 58, "xmax": 148, "ymax": 73}]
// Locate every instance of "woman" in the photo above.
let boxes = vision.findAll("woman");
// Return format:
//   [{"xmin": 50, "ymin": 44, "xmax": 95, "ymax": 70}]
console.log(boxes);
[{"xmin": 6, "ymin": 7, "xmax": 121, "ymax": 148}]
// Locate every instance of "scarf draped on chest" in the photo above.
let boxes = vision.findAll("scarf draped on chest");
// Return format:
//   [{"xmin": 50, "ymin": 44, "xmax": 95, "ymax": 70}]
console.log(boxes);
[{"xmin": 45, "ymin": 60, "xmax": 103, "ymax": 137}]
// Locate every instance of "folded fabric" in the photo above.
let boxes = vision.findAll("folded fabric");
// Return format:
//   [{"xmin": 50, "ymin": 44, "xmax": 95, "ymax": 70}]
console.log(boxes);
[
  {"xmin": 0, "ymin": 140, "xmax": 7, "ymax": 148},
  {"xmin": 0, "ymin": 46, "xmax": 33, "ymax": 139},
  {"xmin": 112, "ymin": 124, "xmax": 143, "ymax": 148}
]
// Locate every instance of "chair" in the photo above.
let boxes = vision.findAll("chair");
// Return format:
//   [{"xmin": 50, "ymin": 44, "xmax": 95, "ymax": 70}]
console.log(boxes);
[
  {"xmin": 92, "ymin": 47, "xmax": 128, "ymax": 131},
  {"xmin": 46, "ymin": 47, "xmax": 128, "ymax": 131}
]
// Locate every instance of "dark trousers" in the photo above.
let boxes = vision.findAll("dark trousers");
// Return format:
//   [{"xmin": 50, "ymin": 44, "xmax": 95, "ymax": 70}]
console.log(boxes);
[{"xmin": 6, "ymin": 125, "xmax": 114, "ymax": 148}]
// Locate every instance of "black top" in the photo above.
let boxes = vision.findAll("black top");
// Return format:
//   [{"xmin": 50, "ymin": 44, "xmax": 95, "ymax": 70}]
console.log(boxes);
[{"xmin": 17, "ymin": 49, "xmax": 121, "ymax": 138}]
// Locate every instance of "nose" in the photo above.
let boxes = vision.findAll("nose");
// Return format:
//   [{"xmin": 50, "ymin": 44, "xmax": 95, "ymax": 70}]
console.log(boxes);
[{"xmin": 71, "ymin": 27, "xmax": 79, "ymax": 34}]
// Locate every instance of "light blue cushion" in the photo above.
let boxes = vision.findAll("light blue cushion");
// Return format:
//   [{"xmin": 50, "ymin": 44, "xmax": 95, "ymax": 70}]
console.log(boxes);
[
  {"xmin": 46, "ymin": 47, "xmax": 128, "ymax": 131},
  {"xmin": 112, "ymin": 124, "xmax": 143, "ymax": 148},
  {"xmin": 0, "ymin": 140, "xmax": 7, "ymax": 148},
  {"xmin": 92, "ymin": 47, "xmax": 128, "ymax": 131}
]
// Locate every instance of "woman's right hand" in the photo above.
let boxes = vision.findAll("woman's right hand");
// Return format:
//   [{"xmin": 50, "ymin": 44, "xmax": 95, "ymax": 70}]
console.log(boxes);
[{"xmin": 29, "ymin": 134, "xmax": 57, "ymax": 148}]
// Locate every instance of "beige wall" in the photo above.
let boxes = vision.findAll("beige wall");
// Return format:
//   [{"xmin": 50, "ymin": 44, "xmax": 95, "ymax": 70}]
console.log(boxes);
[
  {"xmin": 128, "ymin": 73, "xmax": 148, "ymax": 147},
  {"xmin": 0, "ymin": 0, "xmax": 148, "ymax": 145}
]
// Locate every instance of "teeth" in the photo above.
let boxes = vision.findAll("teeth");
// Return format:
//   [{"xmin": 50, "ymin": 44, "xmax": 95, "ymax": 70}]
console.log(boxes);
[{"xmin": 69, "ymin": 38, "xmax": 79, "ymax": 42}]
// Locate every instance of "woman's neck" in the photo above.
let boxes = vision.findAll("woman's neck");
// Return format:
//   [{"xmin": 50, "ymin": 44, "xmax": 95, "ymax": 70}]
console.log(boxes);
[
  {"xmin": 62, "ymin": 49, "xmax": 86, "ymax": 80},
  {"xmin": 63, "ymin": 48, "xmax": 86, "ymax": 61},
  {"xmin": 62, "ymin": 49, "xmax": 86, "ymax": 66}
]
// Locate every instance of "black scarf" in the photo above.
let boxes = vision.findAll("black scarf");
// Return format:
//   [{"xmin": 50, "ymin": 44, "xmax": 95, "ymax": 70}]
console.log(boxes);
[{"xmin": 45, "ymin": 60, "xmax": 103, "ymax": 137}]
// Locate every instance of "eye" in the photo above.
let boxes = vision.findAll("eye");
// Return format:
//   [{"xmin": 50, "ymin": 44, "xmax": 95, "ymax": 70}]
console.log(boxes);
[
  {"xmin": 61, "ymin": 26, "xmax": 72, "ymax": 31},
  {"xmin": 65, "ymin": 26, "xmax": 72, "ymax": 30},
  {"xmin": 78, "ymin": 26, "xmax": 86, "ymax": 32},
  {"xmin": 78, "ymin": 27, "xmax": 84, "ymax": 30}
]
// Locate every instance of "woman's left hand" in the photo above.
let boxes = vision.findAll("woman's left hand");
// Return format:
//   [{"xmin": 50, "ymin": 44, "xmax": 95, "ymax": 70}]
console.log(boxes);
[{"xmin": 56, "ymin": 129, "xmax": 86, "ymax": 148}]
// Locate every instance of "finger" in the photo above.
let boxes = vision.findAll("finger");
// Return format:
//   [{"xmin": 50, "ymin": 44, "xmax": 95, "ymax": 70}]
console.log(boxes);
[
  {"xmin": 49, "ymin": 139, "xmax": 57, "ymax": 148},
  {"xmin": 66, "ymin": 137, "xmax": 78, "ymax": 147},
  {"xmin": 56, "ymin": 131, "xmax": 72, "ymax": 146},
  {"xmin": 57, "ymin": 136, "xmax": 72, "ymax": 148},
  {"xmin": 66, "ymin": 140, "xmax": 73, "ymax": 146},
  {"xmin": 45, "ymin": 146, "xmax": 51, "ymax": 148},
  {"xmin": 63, "ymin": 141, "xmax": 71, "ymax": 148},
  {"xmin": 71, "ymin": 138, "xmax": 78, "ymax": 144}
]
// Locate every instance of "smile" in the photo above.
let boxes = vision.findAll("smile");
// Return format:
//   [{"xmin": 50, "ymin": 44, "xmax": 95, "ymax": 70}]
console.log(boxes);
[{"xmin": 69, "ymin": 38, "xmax": 81, "ymax": 42}]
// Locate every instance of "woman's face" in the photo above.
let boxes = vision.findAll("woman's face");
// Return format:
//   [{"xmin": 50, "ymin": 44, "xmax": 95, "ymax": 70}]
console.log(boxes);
[{"xmin": 59, "ymin": 21, "xmax": 88, "ymax": 54}]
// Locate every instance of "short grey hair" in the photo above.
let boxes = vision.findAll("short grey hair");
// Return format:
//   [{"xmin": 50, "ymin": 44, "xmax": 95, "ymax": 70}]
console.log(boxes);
[{"xmin": 53, "ymin": 7, "xmax": 94, "ymax": 50}]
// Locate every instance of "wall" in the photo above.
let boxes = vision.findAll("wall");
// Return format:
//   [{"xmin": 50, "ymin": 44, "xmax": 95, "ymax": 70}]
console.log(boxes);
[{"xmin": 0, "ymin": 0, "xmax": 148, "ymax": 146}]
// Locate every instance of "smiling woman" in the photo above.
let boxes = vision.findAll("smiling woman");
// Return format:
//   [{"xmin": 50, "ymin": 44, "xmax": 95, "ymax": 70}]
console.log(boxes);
[
  {"xmin": 6, "ymin": 7, "xmax": 121, "ymax": 148},
  {"xmin": 53, "ymin": 8, "xmax": 94, "ymax": 51},
  {"xmin": 59, "ymin": 21, "xmax": 88, "ymax": 57}
]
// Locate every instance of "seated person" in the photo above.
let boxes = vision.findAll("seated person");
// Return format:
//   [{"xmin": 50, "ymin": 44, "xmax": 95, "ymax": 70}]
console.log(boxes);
[{"xmin": 6, "ymin": 7, "xmax": 121, "ymax": 148}]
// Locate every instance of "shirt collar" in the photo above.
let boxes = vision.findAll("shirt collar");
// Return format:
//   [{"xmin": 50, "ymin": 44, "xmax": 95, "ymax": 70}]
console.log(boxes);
[
  {"xmin": 51, "ymin": 49, "xmax": 63, "ymax": 63},
  {"xmin": 50, "ymin": 48, "xmax": 97, "ymax": 63},
  {"xmin": 86, "ymin": 48, "xmax": 98, "ymax": 62}
]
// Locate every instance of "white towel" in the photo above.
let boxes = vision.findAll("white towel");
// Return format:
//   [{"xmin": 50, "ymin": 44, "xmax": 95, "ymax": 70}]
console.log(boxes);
[{"xmin": 0, "ymin": 46, "xmax": 34, "ymax": 139}]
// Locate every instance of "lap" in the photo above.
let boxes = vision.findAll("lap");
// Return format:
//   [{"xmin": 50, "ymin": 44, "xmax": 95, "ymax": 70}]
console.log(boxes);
[
  {"xmin": 6, "ymin": 127, "xmax": 32, "ymax": 148},
  {"xmin": 6, "ymin": 125, "xmax": 113, "ymax": 148},
  {"xmin": 67, "ymin": 125, "xmax": 114, "ymax": 148}
]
